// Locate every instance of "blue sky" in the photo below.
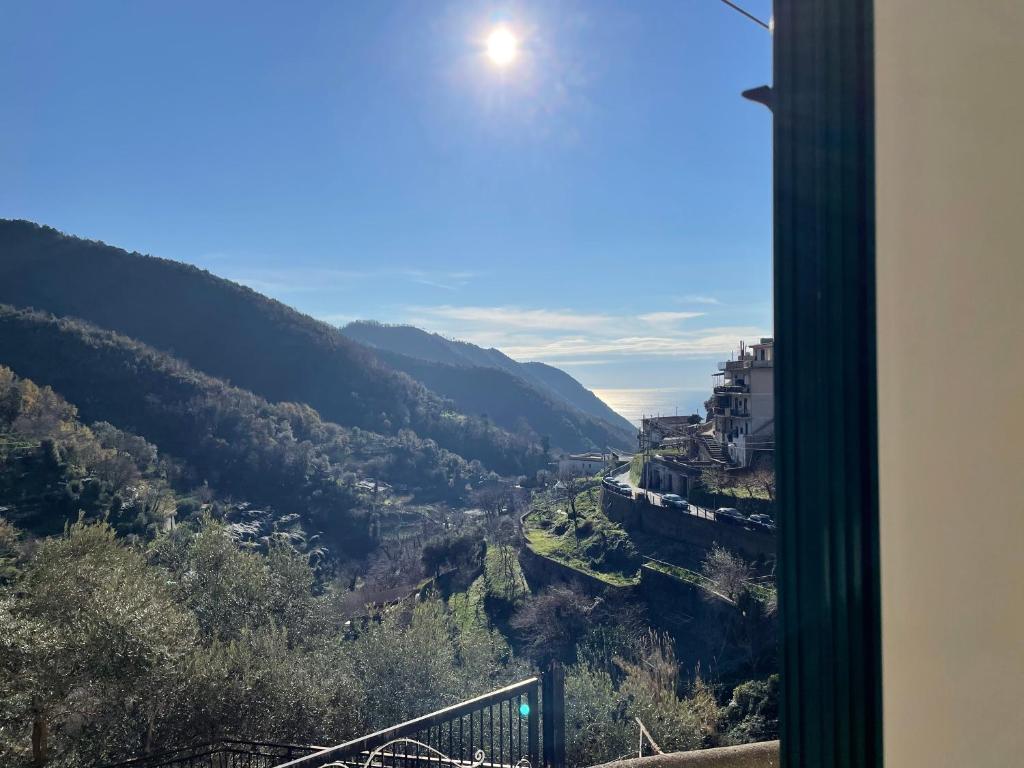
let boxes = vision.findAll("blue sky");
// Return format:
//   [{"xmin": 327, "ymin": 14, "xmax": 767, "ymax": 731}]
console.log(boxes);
[{"xmin": 1, "ymin": 0, "xmax": 772, "ymax": 423}]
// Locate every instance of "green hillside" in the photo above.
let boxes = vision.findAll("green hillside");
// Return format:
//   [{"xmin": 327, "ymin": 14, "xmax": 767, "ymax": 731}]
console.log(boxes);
[
  {"xmin": 342, "ymin": 321, "xmax": 636, "ymax": 447},
  {"xmin": 355, "ymin": 345, "xmax": 634, "ymax": 453},
  {"xmin": 0, "ymin": 307, "xmax": 485, "ymax": 550},
  {"xmin": 0, "ymin": 220, "xmax": 544, "ymax": 476}
]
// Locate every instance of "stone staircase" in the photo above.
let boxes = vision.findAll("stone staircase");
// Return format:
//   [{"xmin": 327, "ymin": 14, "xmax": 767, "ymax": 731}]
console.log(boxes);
[{"xmin": 699, "ymin": 436, "xmax": 729, "ymax": 464}]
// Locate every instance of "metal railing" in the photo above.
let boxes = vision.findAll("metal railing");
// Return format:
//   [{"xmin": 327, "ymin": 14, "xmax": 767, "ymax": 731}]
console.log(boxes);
[
  {"xmin": 100, "ymin": 739, "xmax": 322, "ymax": 768},
  {"xmin": 713, "ymin": 384, "xmax": 749, "ymax": 394},
  {"xmin": 273, "ymin": 670, "xmax": 565, "ymax": 768}
]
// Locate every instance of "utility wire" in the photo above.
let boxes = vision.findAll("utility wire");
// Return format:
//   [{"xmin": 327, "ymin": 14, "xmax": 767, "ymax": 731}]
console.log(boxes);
[{"xmin": 717, "ymin": 0, "xmax": 771, "ymax": 31}]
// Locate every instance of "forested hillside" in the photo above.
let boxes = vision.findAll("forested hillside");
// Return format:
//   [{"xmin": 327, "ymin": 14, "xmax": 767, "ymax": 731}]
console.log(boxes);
[
  {"xmin": 0, "ymin": 220, "xmax": 544, "ymax": 475},
  {"xmin": 343, "ymin": 321, "xmax": 637, "ymax": 441},
  {"xmin": 358, "ymin": 345, "xmax": 633, "ymax": 453},
  {"xmin": 0, "ymin": 366, "xmax": 181, "ymax": 538},
  {"xmin": 0, "ymin": 307, "xmax": 487, "ymax": 550}
]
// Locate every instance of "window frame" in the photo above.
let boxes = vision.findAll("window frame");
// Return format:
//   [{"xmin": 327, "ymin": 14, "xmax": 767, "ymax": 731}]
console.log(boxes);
[{"xmin": 773, "ymin": 2, "xmax": 883, "ymax": 767}]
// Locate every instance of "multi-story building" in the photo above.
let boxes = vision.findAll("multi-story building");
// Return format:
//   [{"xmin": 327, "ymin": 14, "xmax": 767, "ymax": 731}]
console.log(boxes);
[
  {"xmin": 637, "ymin": 414, "xmax": 701, "ymax": 451},
  {"xmin": 708, "ymin": 338, "xmax": 774, "ymax": 466}
]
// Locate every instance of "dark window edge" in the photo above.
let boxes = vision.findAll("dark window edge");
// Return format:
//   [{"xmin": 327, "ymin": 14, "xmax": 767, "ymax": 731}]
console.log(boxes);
[{"xmin": 772, "ymin": 2, "xmax": 883, "ymax": 766}]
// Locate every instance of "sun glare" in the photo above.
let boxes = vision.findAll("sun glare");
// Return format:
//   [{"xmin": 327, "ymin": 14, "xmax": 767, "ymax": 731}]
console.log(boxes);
[{"xmin": 486, "ymin": 26, "xmax": 518, "ymax": 67}]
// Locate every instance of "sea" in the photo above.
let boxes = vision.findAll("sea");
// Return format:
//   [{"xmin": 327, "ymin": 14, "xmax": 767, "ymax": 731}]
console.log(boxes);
[{"xmin": 590, "ymin": 387, "xmax": 710, "ymax": 427}]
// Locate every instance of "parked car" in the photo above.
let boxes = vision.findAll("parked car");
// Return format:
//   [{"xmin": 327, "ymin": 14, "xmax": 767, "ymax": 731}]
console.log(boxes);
[
  {"xmin": 662, "ymin": 493, "xmax": 689, "ymax": 510},
  {"xmin": 715, "ymin": 507, "xmax": 748, "ymax": 526},
  {"xmin": 748, "ymin": 513, "xmax": 776, "ymax": 532}
]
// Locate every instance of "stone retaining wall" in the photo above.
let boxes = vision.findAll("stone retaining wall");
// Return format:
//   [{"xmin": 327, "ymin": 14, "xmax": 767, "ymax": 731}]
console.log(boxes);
[
  {"xmin": 517, "ymin": 544, "xmax": 637, "ymax": 598},
  {"xmin": 603, "ymin": 492, "xmax": 775, "ymax": 563}
]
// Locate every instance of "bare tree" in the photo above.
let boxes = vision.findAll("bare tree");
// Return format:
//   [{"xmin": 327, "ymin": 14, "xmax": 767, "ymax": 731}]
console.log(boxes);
[
  {"xmin": 750, "ymin": 466, "xmax": 776, "ymax": 502},
  {"xmin": 699, "ymin": 465, "xmax": 731, "ymax": 509},
  {"xmin": 510, "ymin": 583, "xmax": 598, "ymax": 665},
  {"xmin": 472, "ymin": 483, "xmax": 509, "ymax": 519},
  {"xmin": 557, "ymin": 471, "xmax": 585, "ymax": 546},
  {"xmin": 700, "ymin": 545, "xmax": 752, "ymax": 601},
  {"xmin": 492, "ymin": 516, "xmax": 523, "ymax": 603}
]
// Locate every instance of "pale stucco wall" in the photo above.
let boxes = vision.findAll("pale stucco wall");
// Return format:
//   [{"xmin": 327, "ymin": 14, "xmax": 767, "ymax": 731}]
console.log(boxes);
[{"xmin": 875, "ymin": 2, "xmax": 1024, "ymax": 765}]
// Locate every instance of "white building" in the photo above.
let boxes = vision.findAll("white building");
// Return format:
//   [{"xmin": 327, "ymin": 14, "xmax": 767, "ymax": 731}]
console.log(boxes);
[
  {"xmin": 708, "ymin": 338, "xmax": 774, "ymax": 467},
  {"xmin": 557, "ymin": 451, "xmax": 631, "ymax": 477}
]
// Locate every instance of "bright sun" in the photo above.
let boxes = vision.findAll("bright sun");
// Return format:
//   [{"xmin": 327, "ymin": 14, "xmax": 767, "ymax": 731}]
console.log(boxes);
[{"xmin": 486, "ymin": 26, "xmax": 518, "ymax": 66}]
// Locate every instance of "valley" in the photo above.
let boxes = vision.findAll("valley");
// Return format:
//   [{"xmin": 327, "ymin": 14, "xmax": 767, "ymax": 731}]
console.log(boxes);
[{"xmin": 0, "ymin": 221, "xmax": 778, "ymax": 768}]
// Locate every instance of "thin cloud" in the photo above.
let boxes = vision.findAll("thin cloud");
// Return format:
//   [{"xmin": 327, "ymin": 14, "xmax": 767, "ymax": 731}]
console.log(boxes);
[
  {"xmin": 399, "ymin": 303, "xmax": 767, "ymax": 364},
  {"xmin": 228, "ymin": 267, "xmax": 478, "ymax": 294},
  {"xmin": 410, "ymin": 305, "xmax": 614, "ymax": 331},
  {"xmin": 680, "ymin": 295, "xmax": 722, "ymax": 305},
  {"xmin": 497, "ymin": 328, "xmax": 766, "ymax": 359},
  {"xmin": 638, "ymin": 311, "xmax": 705, "ymax": 326}
]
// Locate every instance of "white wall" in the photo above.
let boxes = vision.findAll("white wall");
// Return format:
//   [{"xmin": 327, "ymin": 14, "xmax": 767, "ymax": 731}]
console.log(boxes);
[{"xmin": 875, "ymin": 3, "xmax": 1024, "ymax": 765}]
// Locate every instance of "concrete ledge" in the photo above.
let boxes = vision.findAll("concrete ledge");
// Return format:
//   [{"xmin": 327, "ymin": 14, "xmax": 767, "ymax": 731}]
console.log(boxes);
[{"xmin": 589, "ymin": 741, "xmax": 779, "ymax": 768}]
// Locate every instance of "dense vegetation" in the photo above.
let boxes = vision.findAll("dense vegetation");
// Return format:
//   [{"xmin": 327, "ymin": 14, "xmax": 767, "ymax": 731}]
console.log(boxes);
[
  {"xmin": 361, "ymin": 346, "xmax": 633, "ymax": 454},
  {"xmin": 0, "ymin": 516, "xmax": 778, "ymax": 768},
  {"xmin": 0, "ymin": 314, "xmax": 483, "ymax": 551},
  {"xmin": 343, "ymin": 321, "xmax": 636, "ymax": 446},
  {"xmin": 0, "ymin": 221, "xmax": 778, "ymax": 768},
  {"xmin": 0, "ymin": 366, "xmax": 181, "ymax": 538},
  {"xmin": 0, "ymin": 221, "xmax": 545, "ymax": 476},
  {"xmin": 524, "ymin": 485, "xmax": 642, "ymax": 586}
]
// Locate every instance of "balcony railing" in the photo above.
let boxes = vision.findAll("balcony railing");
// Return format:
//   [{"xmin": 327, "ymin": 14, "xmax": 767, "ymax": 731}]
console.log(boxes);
[
  {"xmin": 713, "ymin": 409, "xmax": 751, "ymax": 419},
  {"xmin": 713, "ymin": 384, "xmax": 749, "ymax": 394},
  {"xmin": 99, "ymin": 739, "xmax": 321, "ymax": 768},
  {"xmin": 723, "ymin": 359, "xmax": 753, "ymax": 372},
  {"xmin": 274, "ymin": 671, "xmax": 564, "ymax": 768},
  {"xmin": 98, "ymin": 672, "xmax": 565, "ymax": 768}
]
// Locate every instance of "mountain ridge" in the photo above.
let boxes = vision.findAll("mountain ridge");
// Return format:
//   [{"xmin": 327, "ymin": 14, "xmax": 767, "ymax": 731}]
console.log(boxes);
[
  {"xmin": 0, "ymin": 219, "xmax": 544, "ymax": 476},
  {"xmin": 0, "ymin": 305, "xmax": 490, "ymax": 549},
  {"xmin": 341, "ymin": 321, "xmax": 636, "ymax": 448}
]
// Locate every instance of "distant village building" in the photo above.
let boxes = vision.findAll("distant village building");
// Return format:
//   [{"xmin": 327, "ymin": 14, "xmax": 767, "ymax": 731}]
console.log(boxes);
[
  {"xmin": 708, "ymin": 338, "xmax": 775, "ymax": 467},
  {"xmin": 644, "ymin": 454, "xmax": 693, "ymax": 496},
  {"xmin": 557, "ymin": 451, "xmax": 631, "ymax": 476},
  {"xmin": 638, "ymin": 414, "xmax": 701, "ymax": 450}
]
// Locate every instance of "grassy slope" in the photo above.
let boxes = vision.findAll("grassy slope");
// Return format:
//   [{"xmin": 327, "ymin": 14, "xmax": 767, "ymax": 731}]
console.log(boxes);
[{"xmin": 522, "ymin": 486, "xmax": 640, "ymax": 587}]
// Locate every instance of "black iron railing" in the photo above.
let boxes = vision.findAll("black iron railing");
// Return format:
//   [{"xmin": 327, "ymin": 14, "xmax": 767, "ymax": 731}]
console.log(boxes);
[
  {"xmin": 274, "ymin": 670, "xmax": 564, "ymax": 768},
  {"xmin": 100, "ymin": 739, "xmax": 321, "ymax": 768}
]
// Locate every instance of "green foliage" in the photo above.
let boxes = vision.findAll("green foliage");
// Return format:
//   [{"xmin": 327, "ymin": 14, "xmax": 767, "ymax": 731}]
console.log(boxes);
[
  {"xmin": 525, "ymin": 487, "xmax": 641, "ymax": 585},
  {"xmin": 0, "ymin": 519, "xmax": 196, "ymax": 767},
  {"xmin": 0, "ymin": 367, "xmax": 178, "ymax": 537},
  {"xmin": 0, "ymin": 312, "xmax": 481, "ymax": 551},
  {"xmin": 0, "ymin": 221, "xmax": 547, "ymax": 477},
  {"xmin": 421, "ymin": 531, "xmax": 484, "ymax": 577},
  {"xmin": 564, "ymin": 664, "xmax": 632, "ymax": 767},
  {"xmin": 482, "ymin": 541, "xmax": 529, "ymax": 608},
  {"xmin": 0, "ymin": 517, "xmax": 526, "ymax": 767},
  {"xmin": 351, "ymin": 344, "xmax": 634, "ymax": 454},
  {"xmin": 348, "ymin": 598, "xmax": 524, "ymax": 730},
  {"xmin": 341, "ymin": 321, "xmax": 636, "ymax": 447},
  {"xmin": 0, "ymin": 517, "xmax": 22, "ymax": 583},
  {"xmin": 177, "ymin": 627, "xmax": 364, "ymax": 747},
  {"xmin": 563, "ymin": 632, "xmax": 720, "ymax": 767},
  {"xmin": 150, "ymin": 519, "xmax": 328, "ymax": 643},
  {"xmin": 719, "ymin": 675, "xmax": 780, "ymax": 745}
]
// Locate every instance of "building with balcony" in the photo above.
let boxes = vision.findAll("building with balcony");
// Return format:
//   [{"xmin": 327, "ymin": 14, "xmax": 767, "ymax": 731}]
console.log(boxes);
[{"xmin": 708, "ymin": 339, "xmax": 774, "ymax": 467}]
